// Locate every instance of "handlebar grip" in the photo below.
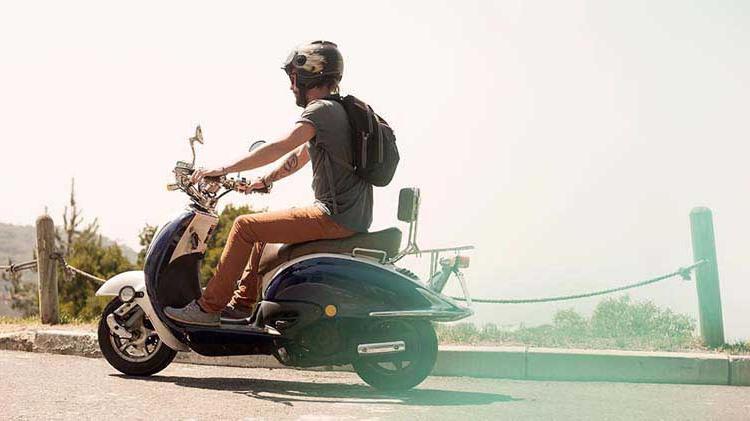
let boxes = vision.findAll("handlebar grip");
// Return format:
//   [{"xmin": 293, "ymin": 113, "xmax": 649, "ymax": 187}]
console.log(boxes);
[{"xmin": 203, "ymin": 175, "xmax": 222, "ymax": 183}]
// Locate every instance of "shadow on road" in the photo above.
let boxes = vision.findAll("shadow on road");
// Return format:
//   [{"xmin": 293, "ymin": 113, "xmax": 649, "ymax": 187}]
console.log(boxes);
[{"xmin": 119, "ymin": 375, "xmax": 518, "ymax": 407}]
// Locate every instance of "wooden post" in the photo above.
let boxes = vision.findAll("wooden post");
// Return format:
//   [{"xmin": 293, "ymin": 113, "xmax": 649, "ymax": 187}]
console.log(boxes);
[
  {"xmin": 36, "ymin": 214, "xmax": 59, "ymax": 324},
  {"xmin": 689, "ymin": 207, "xmax": 724, "ymax": 347}
]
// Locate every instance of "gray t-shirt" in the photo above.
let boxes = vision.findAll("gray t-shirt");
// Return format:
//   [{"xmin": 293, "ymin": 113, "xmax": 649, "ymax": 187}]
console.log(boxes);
[{"xmin": 297, "ymin": 99, "xmax": 373, "ymax": 233}]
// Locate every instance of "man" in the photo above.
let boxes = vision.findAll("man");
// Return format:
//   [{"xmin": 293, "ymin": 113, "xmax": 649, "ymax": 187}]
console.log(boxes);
[{"xmin": 165, "ymin": 40, "xmax": 373, "ymax": 326}]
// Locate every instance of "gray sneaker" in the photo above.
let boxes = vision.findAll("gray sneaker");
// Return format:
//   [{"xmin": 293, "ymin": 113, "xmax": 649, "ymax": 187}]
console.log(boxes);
[
  {"xmin": 164, "ymin": 300, "xmax": 220, "ymax": 327},
  {"xmin": 221, "ymin": 305, "xmax": 254, "ymax": 320}
]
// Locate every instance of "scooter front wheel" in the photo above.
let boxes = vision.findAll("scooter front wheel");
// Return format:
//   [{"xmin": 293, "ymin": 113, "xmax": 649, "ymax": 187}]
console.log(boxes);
[
  {"xmin": 352, "ymin": 319, "xmax": 438, "ymax": 391},
  {"xmin": 97, "ymin": 297, "xmax": 176, "ymax": 376}
]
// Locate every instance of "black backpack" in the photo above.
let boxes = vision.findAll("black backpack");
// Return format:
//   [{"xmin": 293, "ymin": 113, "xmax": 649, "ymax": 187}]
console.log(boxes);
[{"xmin": 326, "ymin": 94, "xmax": 400, "ymax": 187}]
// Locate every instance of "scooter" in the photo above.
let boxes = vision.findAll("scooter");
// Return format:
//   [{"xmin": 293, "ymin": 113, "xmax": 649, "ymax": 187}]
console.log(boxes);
[{"xmin": 95, "ymin": 126, "xmax": 473, "ymax": 391}]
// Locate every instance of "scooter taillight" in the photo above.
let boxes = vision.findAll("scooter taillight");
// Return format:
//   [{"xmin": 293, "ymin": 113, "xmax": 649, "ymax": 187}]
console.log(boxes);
[{"xmin": 440, "ymin": 255, "xmax": 470, "ymax": 269}]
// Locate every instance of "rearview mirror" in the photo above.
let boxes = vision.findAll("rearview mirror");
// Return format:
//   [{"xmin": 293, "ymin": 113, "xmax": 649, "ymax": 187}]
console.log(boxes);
[
  {"xmin": 231, "ymin": 140, "xmax": 268, "ymax": 178},
  {"xmin": 398, "ymin": 188, "xmax": 420, "ymax": 223},
  {"xmin": 190, "ymin": 125, "xmax": 204, "ymax": 145},
  {"xmin": 249, "ymin": 140, "xmax": 266, "ymax": 153}
]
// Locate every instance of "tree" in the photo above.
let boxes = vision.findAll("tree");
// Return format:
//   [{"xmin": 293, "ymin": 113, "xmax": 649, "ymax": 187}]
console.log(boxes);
[
  {"xmin": 136, "ymin": 224, "xmax": 158, "ymax": 267},
  {"xmin": 56, "ymin": 179, "xmax": 135, "ymax": 319},
  {"xmin": 56, "ymin": 178, "xmax": 87, "ymax": 256}
]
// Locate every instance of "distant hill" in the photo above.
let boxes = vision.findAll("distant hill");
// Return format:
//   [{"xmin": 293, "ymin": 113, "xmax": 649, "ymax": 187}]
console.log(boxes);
[{"xmin": 0, "ymin": 222, "xmax": 137, "ymax": 269}]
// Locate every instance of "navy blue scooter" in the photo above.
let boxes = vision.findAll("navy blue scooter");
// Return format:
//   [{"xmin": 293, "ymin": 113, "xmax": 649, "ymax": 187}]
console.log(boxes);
[{"xmin": 95, "ymin": 127, "xmax": 473, "ymax": 390}]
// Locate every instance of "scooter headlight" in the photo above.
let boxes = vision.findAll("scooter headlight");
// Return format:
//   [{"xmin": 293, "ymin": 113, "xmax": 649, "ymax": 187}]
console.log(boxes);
[{"xmin": 118, "ymin": 286, "xmax": 137, "ymax": 303}]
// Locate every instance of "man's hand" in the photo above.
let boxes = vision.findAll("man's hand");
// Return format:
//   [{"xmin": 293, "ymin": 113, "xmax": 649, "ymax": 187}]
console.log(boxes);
[
  {"xmin": 190, "ymin": 167, "xmax": 225, "ymax": 184},
  {"xmin": 238, "ymin": 177, "xmax": 268, "ymax": 195}
]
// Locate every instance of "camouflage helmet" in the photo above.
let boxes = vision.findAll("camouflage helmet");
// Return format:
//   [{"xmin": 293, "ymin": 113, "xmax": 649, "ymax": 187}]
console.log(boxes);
[{"xmin": 282, "ymin": 40, "xmax": 344, "ymax": 88}]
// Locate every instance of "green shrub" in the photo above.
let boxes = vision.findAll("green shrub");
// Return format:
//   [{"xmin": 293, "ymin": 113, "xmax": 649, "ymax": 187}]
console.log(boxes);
[
  {"xmin": 437, "ymin": 295, "xmax": 699, "ymax": 351},
  {"xmin": 553, "ymin": 308, "xmax": 589, "ymax": 336},
  {"xmin": 437, "ymin": 322, "xmax": 481, "ymax": 344},
  {"xmin": 591, "ymin": 296, "xmax": 695, "ymax": 340}
]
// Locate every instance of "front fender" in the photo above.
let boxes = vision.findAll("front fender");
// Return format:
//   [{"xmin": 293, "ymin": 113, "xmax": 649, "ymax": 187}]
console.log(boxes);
[{"xmin": 95, "ymin": 270, "xmax": 145, "ymax": 296}]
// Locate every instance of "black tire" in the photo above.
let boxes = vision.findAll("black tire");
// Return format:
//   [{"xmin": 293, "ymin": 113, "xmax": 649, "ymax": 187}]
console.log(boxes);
[
  {"xmin": 97, "ymin": 297, "xmax": 176, "ymax": 376},
  {"xmin": 352, "ymin": 319, "xmax": 438, "ymax": 391}
]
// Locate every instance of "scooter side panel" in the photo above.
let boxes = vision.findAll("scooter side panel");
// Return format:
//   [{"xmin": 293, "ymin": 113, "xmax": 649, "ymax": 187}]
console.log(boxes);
[{"xmin": 264, "ymin": 257, "xmax": 433, "ymax": 317}]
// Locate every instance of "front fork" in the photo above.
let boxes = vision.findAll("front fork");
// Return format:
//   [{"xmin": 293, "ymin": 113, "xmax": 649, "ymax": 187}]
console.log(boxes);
[{"xmin": 106, "ymin": 301, "xmax": 145, "ymax": 340}]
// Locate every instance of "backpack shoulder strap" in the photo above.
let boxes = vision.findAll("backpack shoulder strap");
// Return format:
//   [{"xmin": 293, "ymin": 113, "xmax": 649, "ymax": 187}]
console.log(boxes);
[
  {"xmin": 317, "ymin": 94, "xmax": 357, "ymax": 172},
  {"xmin": 322, "ymin": 152, "xmax": 340, "ymax": 214}
]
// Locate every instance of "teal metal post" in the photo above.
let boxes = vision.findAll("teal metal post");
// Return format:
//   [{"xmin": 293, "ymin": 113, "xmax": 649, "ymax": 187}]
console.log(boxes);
[{"xmin": 689, "ymin": 207, "xmax": 725, "ymax": 347}]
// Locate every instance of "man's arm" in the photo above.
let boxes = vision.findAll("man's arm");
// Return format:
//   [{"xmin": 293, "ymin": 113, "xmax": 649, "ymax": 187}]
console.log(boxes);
[
  {"xmin": 262, "ymin": 144, "xmax": 310, "ymax": 185},
  {"xmin": 191, "ymin": 122, "xmax": 315, "ymax": 182},
  {"xmin": 223, "ymin": 122, "xmax": 314, "ymax": 174}
]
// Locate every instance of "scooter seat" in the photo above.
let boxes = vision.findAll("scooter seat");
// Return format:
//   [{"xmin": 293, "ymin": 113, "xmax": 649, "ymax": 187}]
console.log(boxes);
[{"xmin": 258, "ymin": 227, "xmax": 402, "ymax": 275}]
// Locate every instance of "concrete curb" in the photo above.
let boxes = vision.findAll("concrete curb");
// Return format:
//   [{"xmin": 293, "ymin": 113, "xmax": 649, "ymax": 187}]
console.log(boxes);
[
  {"xmin": 526, "ymin": 347, "xmax": 729, "ymax": 385},
  {"xmin": 34, "ymin": 330, "xmax": 101, "ymax": 358},
  {"xmin": 729, "ymin": 356, "xmax": 750, "ymax": 386},
  {"xmin": 1, "ymin": 329, "xmax": 747, "ymax": 386}
]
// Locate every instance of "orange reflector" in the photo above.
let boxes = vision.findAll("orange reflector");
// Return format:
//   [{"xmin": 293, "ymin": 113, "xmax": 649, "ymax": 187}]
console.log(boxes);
[
  {"xmin": 456, "ymin": 255, "xmax": 470, "ymax": 268},
  {"xmin": 324, "ymin": 304, "xmax": 337, "ymax": 317},
  {"xmin": 439, "ymin": 255, "xmax": 471, "ymax": 269}
]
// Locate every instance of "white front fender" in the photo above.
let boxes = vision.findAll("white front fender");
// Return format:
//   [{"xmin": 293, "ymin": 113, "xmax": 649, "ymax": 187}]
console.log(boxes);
[
  {"xmin": 95, "ymin": 270, "xmax": 189, "ymax": 352},
  {"xmin": 96, "ymin": 270, "xmax": 145, "ymax": 296}
]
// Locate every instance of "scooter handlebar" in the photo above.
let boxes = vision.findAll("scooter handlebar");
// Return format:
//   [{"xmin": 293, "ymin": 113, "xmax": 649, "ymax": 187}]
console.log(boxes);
[{"xmin": 169, "ymin": 161, "xmax": 269, "ymax": 209}]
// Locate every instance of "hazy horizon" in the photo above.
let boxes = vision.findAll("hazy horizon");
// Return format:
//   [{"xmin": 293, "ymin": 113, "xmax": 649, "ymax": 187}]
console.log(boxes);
[{"xmin": 1, "ymin": 1, "xmax": 748, "ymax": 339}]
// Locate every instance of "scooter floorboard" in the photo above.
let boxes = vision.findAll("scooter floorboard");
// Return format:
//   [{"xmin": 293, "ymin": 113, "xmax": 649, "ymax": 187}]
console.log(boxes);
[{"xmin": 183, "ymin": 324, "xmax": 281, "ymax": 357}]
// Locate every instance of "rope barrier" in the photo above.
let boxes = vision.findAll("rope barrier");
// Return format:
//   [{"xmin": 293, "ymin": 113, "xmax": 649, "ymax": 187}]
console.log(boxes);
[
  {"xmin": 450, "ymin": 260, "xmax": 707, "ymax": 304},
  {"xmin": 1, "ymin": 255, "xmax": 107, "ymax": 284},
  {"xmin": 0, "ymin": 259, "xmax": 38, "ymax": 274},
  {"xmin": 60, "ymin": 263, "xmax": 107, "ymax": 284},
  {"xmin": 50, "ymin": 253, "xmax": 107, "ymax": 284}
]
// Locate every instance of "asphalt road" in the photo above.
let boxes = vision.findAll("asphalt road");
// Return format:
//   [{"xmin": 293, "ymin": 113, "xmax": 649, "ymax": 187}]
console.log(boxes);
[{"xmin": 1, "ymin": 351, "xmax": 749, "ymax": 420}]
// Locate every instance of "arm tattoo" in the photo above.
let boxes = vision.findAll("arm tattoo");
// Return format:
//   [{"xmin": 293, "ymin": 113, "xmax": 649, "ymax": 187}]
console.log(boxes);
[
  {"xmin": 283, "ymin": 154, "xmax": 298, "ymax": 173},
  {"xmin": 268, "ymin": 153, "xmax": 300, "ymax": 182}
]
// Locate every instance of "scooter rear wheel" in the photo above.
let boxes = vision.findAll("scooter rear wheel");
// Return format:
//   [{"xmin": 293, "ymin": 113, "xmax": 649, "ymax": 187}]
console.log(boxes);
[
  {"xmin": 352, "ymin": 319, "xmax": 438, "ymax": 391},
  {"xmin": 98, "ymin": 297, "xmax": 176, "ymax": 376}
]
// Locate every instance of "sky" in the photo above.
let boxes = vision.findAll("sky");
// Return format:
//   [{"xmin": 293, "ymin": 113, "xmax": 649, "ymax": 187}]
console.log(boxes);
[{"xmin": 1, "ymin": 1, "xmax": 748, "ymax": 338}]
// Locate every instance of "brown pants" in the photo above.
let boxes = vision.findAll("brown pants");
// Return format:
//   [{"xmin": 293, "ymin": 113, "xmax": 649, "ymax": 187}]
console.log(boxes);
[{"xmin": 198, "ymin": 205, "xmax": 354, "ymax": 313}]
